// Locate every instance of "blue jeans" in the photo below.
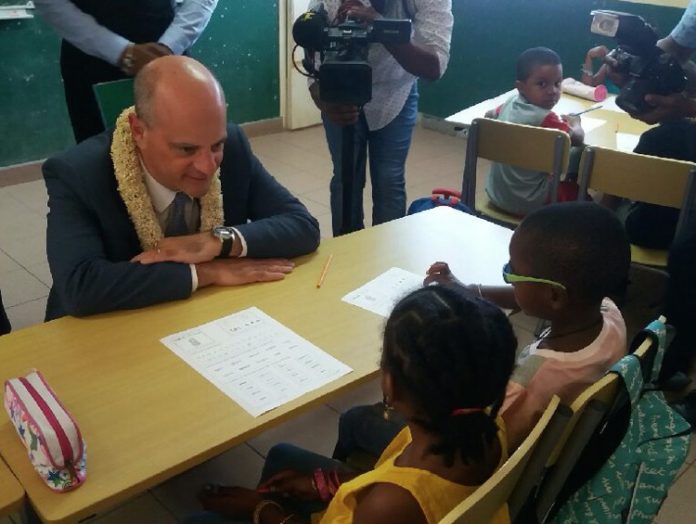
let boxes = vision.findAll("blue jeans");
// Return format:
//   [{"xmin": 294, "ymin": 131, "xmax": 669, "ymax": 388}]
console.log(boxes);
[
  {"xmin": 332, "ymin": 403, "xmax": 405, "ymax": 463},
  {"xmin": 183, "ymin": 444, "xmax": 351, "ymax": 524},
  {"xmin": 323, "ymin": 83, "xmax": 419, "ymax": 236}
]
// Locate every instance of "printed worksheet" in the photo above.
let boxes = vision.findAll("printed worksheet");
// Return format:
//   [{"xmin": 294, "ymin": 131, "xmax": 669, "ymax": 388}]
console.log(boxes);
[
  {"xmin": 342, "ymin": 267, "xmax": 423, "ymax": 317},
  {"xmin": 161, "ymin": 307, "xmax": 352, "ymax": 417}
]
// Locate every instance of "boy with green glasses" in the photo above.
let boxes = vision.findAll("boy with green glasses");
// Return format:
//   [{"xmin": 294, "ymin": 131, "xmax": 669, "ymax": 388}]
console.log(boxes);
[
  {"xmin": 426, "ymin": 202, "xmax": 630, "ymax": 448},
  {"xmin": 329, "ymin": 203, "xmax": 630, "ymax": 464}
]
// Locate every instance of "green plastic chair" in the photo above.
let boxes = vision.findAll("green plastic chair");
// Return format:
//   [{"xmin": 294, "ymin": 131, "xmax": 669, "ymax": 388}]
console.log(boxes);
[{"xmin": 93, "ymin": 78, "xmax": 134, "ymax": 128}]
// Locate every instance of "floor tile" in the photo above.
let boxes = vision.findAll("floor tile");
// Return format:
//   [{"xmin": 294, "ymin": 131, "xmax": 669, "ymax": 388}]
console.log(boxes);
[
  {"xmin": 655, "ymin": 464, "xmax": 696, "ymax": 523},
  {"xmin": 25, "ymin": 261, "xmax": 52, "ymax": 287},
  {"xmin": 1, "ymin": 231, "xmax": 47, "ymax": 269},
  {"xmin": 0, "ymin": 268, "xmax": 48, "ymax": 308},
  {"xmin": 6, "ymin": 296, "xmax": 47, "ymax": 330},
  {"xmin": 91, "ymin": 493, "xmax": 176, "ymax": 524},
  {"xmin": 247, "ymin": 404, "xmax": 340, "ymax": 459},
  {"xmin": 152, "ymin": 444, "xmax": 265, "ymax": 521},
  {"xmin": 4, "ymin": 180, "xmax": 48, "ymax": 216},
  {"xmin": 0, "ymin": 249, "xmax": 23, "ymax": 273}
]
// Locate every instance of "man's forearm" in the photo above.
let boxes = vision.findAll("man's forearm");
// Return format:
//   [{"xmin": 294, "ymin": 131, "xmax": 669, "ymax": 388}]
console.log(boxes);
[{"xmin": 384, "ymin": 42, "xmax": 442, "ymax": 81}]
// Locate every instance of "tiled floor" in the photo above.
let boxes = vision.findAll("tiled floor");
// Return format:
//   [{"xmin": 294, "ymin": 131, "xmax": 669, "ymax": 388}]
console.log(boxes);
[{"xmin": 0, "ymin": 124, "xmax": 693, "ymax": 523}]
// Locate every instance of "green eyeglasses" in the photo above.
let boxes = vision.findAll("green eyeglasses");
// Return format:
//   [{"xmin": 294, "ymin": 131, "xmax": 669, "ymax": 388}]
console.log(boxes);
[{"xmin": 502, "ymin": 262, "xmax": 566, "ymax": 290}]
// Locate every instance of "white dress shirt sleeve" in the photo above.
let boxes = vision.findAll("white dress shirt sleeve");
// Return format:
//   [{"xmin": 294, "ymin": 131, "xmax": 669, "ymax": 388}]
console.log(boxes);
[
  {"xmin": 671, "ymin": 0, "xmax": 696, "ymax": 49},
  {"xmin": 34, "ymin": 0, "xmax": 218, "ymax": 66},
  {"xmin": 158, "ymin": 0, "xmax": 219, "ymax": 55},
  {"xmin": 34, "ymin": 0, "xmax": 129, "ymax": 65},
  {"xmin": 413, "ymin": 0, "xmax": 454, "ymax": 78},
  {"xmin": 189, "ymin": 264, "xmax": 199, "ymax": 293}
]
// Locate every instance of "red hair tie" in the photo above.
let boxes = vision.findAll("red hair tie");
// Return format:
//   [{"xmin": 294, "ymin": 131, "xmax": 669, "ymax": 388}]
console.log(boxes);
[{"xmin": 451, "ymin": 407, "xmax": 484, "ymax": 417}]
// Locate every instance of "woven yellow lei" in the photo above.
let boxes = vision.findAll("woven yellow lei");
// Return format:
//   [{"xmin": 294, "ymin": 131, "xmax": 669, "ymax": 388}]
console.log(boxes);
[{"xmin": 110, "ymin": 106, "xmax": 224, "ymax": 250}]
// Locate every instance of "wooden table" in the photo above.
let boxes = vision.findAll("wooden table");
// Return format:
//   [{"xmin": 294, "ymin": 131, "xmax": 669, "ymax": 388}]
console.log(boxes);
[
  {"xmin": 0, "ymin": 457, "xmax": 23, "ymax": 519},
  {"xmin": 0, "ymin": 207, "xmax": 512, "ymax": 523},
  {"xmin": 446, "ymin": 89, "xmax": 651, "ymax": 151}
]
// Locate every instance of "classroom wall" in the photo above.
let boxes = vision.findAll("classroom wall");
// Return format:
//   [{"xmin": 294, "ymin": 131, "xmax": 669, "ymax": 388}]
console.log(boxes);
[
  {"xmin": 0, "ymin": 1, "xmax": 689, "ymax": 168},
  {"xmin": 0, "ymin": 1, "xmax": 280, "ymax": 168},
  {"xmin": 419, "ymin": 0, "xmax": 686, "ymax": 119}
]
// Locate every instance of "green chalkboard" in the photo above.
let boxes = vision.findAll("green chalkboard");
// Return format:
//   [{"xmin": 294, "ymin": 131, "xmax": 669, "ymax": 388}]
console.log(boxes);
[
  {"xmin": 0, "ymin": 1, "xmax": 280, "ymax": 168},
  {"xmin": 419, "ymin": 0, "xmax": 686, "ymax": 119}
]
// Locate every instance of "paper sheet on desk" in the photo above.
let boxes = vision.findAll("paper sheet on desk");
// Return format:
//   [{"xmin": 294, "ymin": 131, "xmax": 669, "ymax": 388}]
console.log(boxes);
[
  {"xmin": 342, "ymin": 267, "xmax": 423, "ymax": 318},
  {"xmin": 580, "ymin": 116, "xmax": 607, "ymax": 134},
  {"xmin": 161, "ymin": 307, "xmax": 352, "ymax": 417},
  {"xmin": 617, "ymin": 132, "xmax": 640, "ymax": 152}
]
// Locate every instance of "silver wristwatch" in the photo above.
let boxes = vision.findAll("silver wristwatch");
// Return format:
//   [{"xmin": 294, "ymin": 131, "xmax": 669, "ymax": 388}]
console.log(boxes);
[{"xmin": 212, "ymin": 226, "xmax": 235, "ymax": 258}]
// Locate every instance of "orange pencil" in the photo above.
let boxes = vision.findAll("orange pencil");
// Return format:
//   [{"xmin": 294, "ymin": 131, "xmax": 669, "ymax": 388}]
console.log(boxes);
[{"xmin": 316, "ymin": 253, "xmax": 334, "ymax": 288}]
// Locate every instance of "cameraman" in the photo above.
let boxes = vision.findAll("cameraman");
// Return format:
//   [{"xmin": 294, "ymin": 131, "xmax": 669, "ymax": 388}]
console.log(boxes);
[
  {"xmin": 307, "ymin": 0, "xmax": 453, "ymax": 236},
  {"xmin": 608, "ymin": 1, "xmax": 696, "ymax": 415}
]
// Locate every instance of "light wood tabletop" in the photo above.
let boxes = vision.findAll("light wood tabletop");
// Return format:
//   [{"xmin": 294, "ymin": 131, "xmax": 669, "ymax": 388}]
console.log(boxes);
[
  {"xmin": 0, "ymin": 456, "xmax": 23, "ymax": 518},
  {"xmin": 0, "ymin": 207, "xmax": 512, "ymax": 523},
  {"xmin": 446, "ymin": 89, "xmax": 651, "ymax": 152}
]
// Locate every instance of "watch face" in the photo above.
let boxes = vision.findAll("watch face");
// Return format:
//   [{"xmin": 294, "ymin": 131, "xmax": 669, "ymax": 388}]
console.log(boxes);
[{"xmin": 214, "ymin": 226, "xmax": 234, "ymax": 240}]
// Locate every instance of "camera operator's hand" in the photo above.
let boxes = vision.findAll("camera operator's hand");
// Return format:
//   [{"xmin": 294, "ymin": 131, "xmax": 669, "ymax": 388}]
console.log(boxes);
[
  {"xmin": 338, "ymin": 3, "xmax": 380, "ymax": 24},
  {"xmin": 587, "ymin": 45, "xmax": 609, "ymax": 61},
  {"xmin": 632, "ymin": 92, "xmax": 696, "ymax": 124},
  {"xmin": 602, "ymin": 52, "xmax": 629, "ymax": 88},
  {"xmin": 309, "ymin": 82, "xmax": 360, "ymax": 126}
]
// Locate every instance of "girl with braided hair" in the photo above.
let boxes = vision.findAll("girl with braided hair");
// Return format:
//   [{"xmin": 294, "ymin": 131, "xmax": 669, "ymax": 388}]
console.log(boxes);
[{"xmin": 187, "ymin": 284, "xmax": 516, "ymax": 524}]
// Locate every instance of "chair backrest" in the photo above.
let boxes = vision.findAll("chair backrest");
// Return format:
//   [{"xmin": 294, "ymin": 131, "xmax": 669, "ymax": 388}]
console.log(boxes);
[
  {"xmin": 439, "ymin": 396, "xmax": 561, "ymax": 524},
  {"xmin": 462, "ymin": 118, "xmax": 571, "ymax": 207},
  {"xmin": 93, "ymin": 78, "xmax": 135, "ymax": 128},
  {"xmin": 578, "ymin": 146, "xmax": 696, "ymax": 238},
  {"xmin": 534, "ymin": 373, "xmax": 621, "ymax": 522}
]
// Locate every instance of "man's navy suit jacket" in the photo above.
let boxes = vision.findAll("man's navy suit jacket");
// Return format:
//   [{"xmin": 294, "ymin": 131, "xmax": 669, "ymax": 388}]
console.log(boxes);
[{"xmin": 44, "ymin": 123, "xmax": 320, "ymax": 320}]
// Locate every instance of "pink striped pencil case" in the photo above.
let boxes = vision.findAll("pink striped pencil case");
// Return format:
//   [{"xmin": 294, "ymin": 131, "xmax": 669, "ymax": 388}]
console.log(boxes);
[{"xmin": 4, "ymin": 370, "xmax": 86, "ymax": 491}]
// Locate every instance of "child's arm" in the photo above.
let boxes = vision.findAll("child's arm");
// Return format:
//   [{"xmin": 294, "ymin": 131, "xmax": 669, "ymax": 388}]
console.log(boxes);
[
  {"xmin": 562, "ymin": 114, "xmax": 585, "ymax": 146},
  {"xmin": 484, "ymin": 104, "xmax": 502, "ymax": 119},
  {"xmin": 425, "ymin": 262, "xmax": 519, "ymax": 310}
]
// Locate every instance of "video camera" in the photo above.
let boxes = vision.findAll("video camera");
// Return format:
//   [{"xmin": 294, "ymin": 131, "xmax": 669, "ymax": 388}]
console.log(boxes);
[
  {"xmin": 292, "ymin": 5, "xmax": 411, "ymax": 105},
  {"xmin": 590, "ymin": 9, "xmax": 686, "ymax": 114}
]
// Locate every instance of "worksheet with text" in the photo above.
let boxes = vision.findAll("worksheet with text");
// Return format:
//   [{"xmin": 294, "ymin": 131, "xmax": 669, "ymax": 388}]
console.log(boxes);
[{"xmin": 161, "ymin": 307, "xmax": 352, "ymax": 417}]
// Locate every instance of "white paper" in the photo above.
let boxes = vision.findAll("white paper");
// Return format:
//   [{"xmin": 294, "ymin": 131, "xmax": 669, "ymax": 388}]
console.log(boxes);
[
  {"xmin": 161, "ymin": 307, "xmax": 352, "ymax": 417},
  {"xmin": 616, "ymin": 132, "xmax": 640, "ymax": 153},
  {"xmin": 580, "ymin": 116, "xmax": 607, "ymax": 134},
  {"xmin": 342, "ymin": 267, "xmax": 423, "ymax": 318}
]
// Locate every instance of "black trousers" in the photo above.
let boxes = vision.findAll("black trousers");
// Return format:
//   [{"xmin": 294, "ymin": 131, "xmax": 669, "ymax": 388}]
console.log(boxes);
[
  {"xmin": 60, "ymin": 41, "xmax": 129, "ymax": 143},
  {"xmin": 661, "ymin": 226, "xmax": 696, "ymax": 380},
  {"xmin": 625, "ymin": 119, "xmax": 696, "ymax": 250}
]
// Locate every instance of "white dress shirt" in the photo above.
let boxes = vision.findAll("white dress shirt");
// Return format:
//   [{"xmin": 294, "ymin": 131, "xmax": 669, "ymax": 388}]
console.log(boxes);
[
  {"xmin": 34, "ymin": 0, "xmax": 218, "ymax": 66},
  {"xmin": 306, "ymin": 0, "xmax": 453, "ymax": 130},
  {"xmin": 142, "ymin": 164, "xmax": 247, "ymax": 294}
]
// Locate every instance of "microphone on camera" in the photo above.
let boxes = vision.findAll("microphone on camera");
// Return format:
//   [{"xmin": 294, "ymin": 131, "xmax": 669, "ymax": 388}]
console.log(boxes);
[{"xmin": 292, "ymin": 7, "xmax": 328, "ymax": 50}]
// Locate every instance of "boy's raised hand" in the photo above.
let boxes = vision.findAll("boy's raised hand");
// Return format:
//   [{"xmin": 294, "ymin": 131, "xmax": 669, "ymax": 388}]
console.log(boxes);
[
  {"xmin": 424, "ymin": 261, "xmax": 462, "ymax": 286},
  {"xmin": 561, "ymin": 114, "xmax": 585, "ymax": 145}
]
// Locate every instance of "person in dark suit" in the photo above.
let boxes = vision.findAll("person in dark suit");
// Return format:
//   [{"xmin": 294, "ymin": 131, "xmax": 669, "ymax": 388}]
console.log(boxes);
[{"xmin": 43, "ymin": 56, "xmax": 320, "ymax": 320}]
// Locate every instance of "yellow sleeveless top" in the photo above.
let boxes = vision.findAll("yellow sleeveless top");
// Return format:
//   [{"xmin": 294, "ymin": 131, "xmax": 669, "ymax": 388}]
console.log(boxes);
[{"xmin": 314, "ymin": 422, "xmax": 511, "ymax": 524}]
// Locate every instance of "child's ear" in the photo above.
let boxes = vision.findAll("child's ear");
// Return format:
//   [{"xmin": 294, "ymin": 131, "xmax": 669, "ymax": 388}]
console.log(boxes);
[
  {"xmin": 514, "ymin": 79, "xmax": 524, "ymax": 91},
  {"xmin": 548, "ymin": 286, "xmax": 569, "ymax": 311}
]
